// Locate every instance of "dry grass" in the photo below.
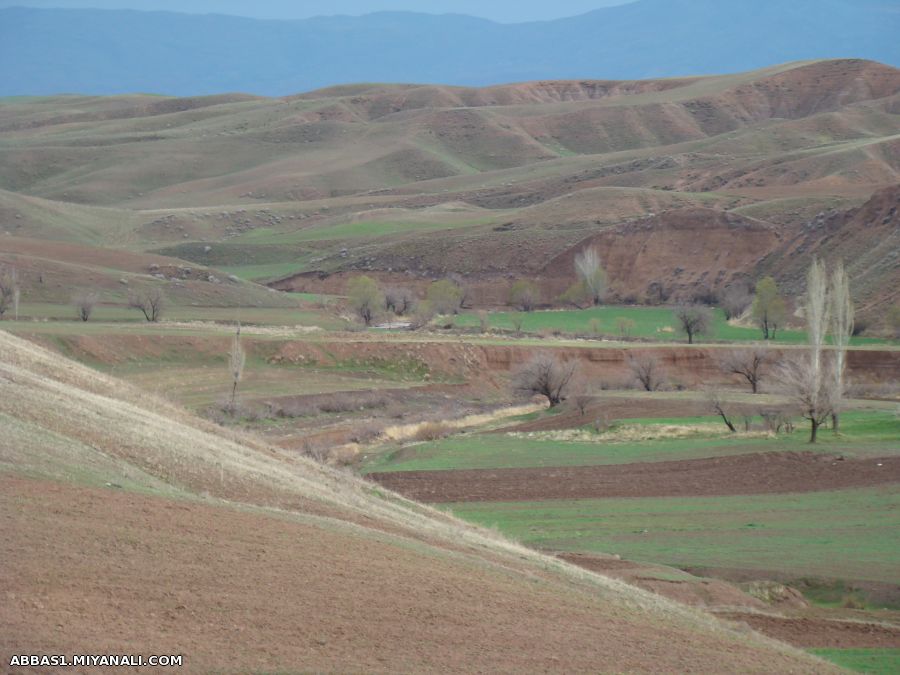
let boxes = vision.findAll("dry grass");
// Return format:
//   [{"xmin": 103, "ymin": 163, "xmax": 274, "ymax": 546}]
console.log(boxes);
[
  {"xmin": 507, "ymin": 423, "xmax": 773, "ymax": 444},
  {"xmin": 381, "ymin": 403, "xmax": 543, "ymax": 442}
]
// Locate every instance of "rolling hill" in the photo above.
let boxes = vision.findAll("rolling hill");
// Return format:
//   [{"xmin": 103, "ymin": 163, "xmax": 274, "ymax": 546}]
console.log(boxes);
[{"xmin": 1, "ymin": 58, "xmax": 898, "ymax": 321}]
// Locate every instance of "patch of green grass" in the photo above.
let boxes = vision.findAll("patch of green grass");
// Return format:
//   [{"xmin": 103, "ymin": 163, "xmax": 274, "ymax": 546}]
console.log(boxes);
[
  {"xmin": 809, "ymin": 648, "xmax": 900, "ymax": 674},
  {"xmin": 363, "ymin": 410, "xmax": 899, "ymax": 473},
  {"xmin": 448, "ymin": 486, "xmax": 900, "ymax": 584},
  {"xmin": 453, "ymin": 306, "xmax": 890, "ymax": 345},
  {"xmin": 234, "ymin": 217, "xmax": 492, "ymax": 244}
]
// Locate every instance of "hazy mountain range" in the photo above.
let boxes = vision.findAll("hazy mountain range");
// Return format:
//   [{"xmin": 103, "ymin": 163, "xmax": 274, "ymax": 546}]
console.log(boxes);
[{"xmin": 1, "ymin": 0, "xmax": 899, "ymax": 96}]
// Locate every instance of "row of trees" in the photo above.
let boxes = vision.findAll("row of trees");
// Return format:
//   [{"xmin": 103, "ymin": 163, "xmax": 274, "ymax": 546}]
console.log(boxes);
[
  {"xmin": 347, "ymin": 275, "xmax": 470, "ymax": 327},
  {"xmin": 71, "ymin": 288, "xmax": 166, "ymax": 322},
  {"xmin": 513, "ymin": 259, "xmax": 856, "ymax": 444}
]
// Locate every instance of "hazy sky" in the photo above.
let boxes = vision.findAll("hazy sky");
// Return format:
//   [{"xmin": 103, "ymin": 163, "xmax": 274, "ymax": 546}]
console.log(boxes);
[{"xmin": 0, "ymin": 0, "xmax": 632, "ymax": 22}]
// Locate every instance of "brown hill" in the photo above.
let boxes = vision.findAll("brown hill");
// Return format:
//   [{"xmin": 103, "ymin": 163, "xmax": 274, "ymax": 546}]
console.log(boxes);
[
  {"xmin": 759, "ymin": 183, "xmax": 900, "ymax": 317},
  {"xmin": 1, "ymin": 59, "xmax": 899, "ymax": 315}
]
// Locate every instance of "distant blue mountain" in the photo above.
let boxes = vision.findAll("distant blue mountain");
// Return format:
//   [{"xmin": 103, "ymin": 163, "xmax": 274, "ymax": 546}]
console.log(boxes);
[{"xmin": 1, "ymin": 0, "xmax": 898, "ymax": 96}]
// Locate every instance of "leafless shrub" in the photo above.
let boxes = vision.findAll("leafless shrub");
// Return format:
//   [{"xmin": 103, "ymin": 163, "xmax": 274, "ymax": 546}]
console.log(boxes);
[
  {"xmin": 72, "ymin": 291, "xmax": 99, "ymax": 322},
  {"xmin": 318, "ymin": 391, "xmax": 391, "ymax": 415},
  {"xmin": 413, "ymin": 421, "xmax": 453, "ymax": 442},
  {"xmin": 593, "ymin": 414, "xmax": 615, "ymax": 433},
  {"xmin": 512, "ymin": 353, "xmax": 576, "ymax": 407},
  {"xmin": 510, "ymin": 312, "xmax": 525, "ymax": 336},
  {"xmin": 615, "ymin": 317, "xmax": 636, "ymax": 339},
  {"xmin": 348, "ymin": 425, "xmax": 381, "ymax": 445},
  {"xmin": 299, "ymin": 439, "xmax": 331, "ymax": 464},
  {"xmin": 760, "ymin": 409, "xmax": 793, "ymax": 434},
  {"xmin": 129, "ymin": 287, "xmax": 165, "ymax": 322},
  {"xmin": 720, "ymin": 346, "xmax": 775, "ymax": 394},
  {"xmin": 628, "ymin": 353, "xmax": 666, "ymax": 391}
]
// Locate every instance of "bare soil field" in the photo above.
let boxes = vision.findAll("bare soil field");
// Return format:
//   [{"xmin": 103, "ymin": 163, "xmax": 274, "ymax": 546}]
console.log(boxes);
[
  {"xmin": 715, "ymin": 612, "xmax": 900, "ymax": 649},
  {"xmin": 369, "ymin": 452, "xmax": 900, "ymax": 503},
  {"xmin": 0, "ymin": 474, "xmax": 831, "ymax": 674}
]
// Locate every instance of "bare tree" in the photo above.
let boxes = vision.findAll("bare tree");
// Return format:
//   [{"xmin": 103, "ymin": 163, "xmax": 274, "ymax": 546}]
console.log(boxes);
[
  {"xmin": 778, "ymin": 355, "xmax": 834, "ymax": 443},
  {"xmin": 513, "ymin": 353, "xmax": 576, "ymax": 407},
  {"xmin": 384, "ymin": 286, "xmax": 417, "ymax": 316},
  {"xmin": 720, "ymin": 282, "xmax": 753, "ymax": 320},
  {"xmin": 574, "ymin": 247, "xmax": 607, "ymax": 306},
  {"xmin": 629, "ymin": 353, "xmax": 666, "ymax": 391},
  {"xmin": 0, "ymin": 266, "xmax": 19, "ymax": 319},
  {"xmin": 72, "ymin": 291, "xmax": 99, "ymax": 322},
  {"xmin": 129, "ymin": 287, "xmax": 165, "ymax": 322},
  {"xmin": 721, "ymin": 346, "xmax": 774, "ymax": 394},
  {"xmin": 228, "ymin": 323, "xmax": 246, "ymax": 410},
  {"xmin": 752, "ymin": 276, "xmax": 787, "ymax": 340},
  {"xmin": 778, "ymin": 259, "xmax": 832, "ymax": 443},
  {"xmin": 674, "ymin": 304, "xmax": 713, "ymax": 344},
  {"xmin": 829, "ymin": 261, "xmax": 854, "ymax": 434},
  {"xmin": 706, "ymin": 389, "xmax": 737, "ymax": 432}
]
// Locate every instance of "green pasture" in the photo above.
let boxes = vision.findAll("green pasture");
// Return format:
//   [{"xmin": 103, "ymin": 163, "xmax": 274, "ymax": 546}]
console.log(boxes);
[
  {"xmin": 453, "ymin": 306, "xmax": 890, "ymax": 345},
  {"xmin": 810, "ymin": 649, "xmax": 900, "ymax": 674},
  {"xmin": 363, "ymin": 410, "xmax": 900, "ymax": 473},
  {"xmin": 233, "ymin": 217, "xmax": 492, "ymax": 245},
  {"xmin": 449, "ymin": 486, "xmax": 900, "ymax": 585}
]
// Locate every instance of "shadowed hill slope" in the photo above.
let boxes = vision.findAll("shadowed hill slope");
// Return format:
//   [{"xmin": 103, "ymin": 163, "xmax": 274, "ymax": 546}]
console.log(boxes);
[{"xmin": 0, "ymin": 329, "xmax": 836, "ymax": 672}]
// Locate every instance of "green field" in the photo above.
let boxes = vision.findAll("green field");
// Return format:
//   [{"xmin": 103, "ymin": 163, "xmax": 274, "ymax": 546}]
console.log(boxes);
[
  {"xmin": 810, "ymin": 649, "xmax": 900, "ymax": 674},
  {"xmin": 453, "ymin": 306, "xmax": 891, "ymax": 345},
  {"xmin": 233, "ymin": 217, "xmax": 493, "ymax": 245},
  {"xmin": 363, "ymin": 410, "xmax": 900, "ymax": 473},
  {"xmin": 448, "ymin": 486, "xmax": 900, "ymax": 584}
]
